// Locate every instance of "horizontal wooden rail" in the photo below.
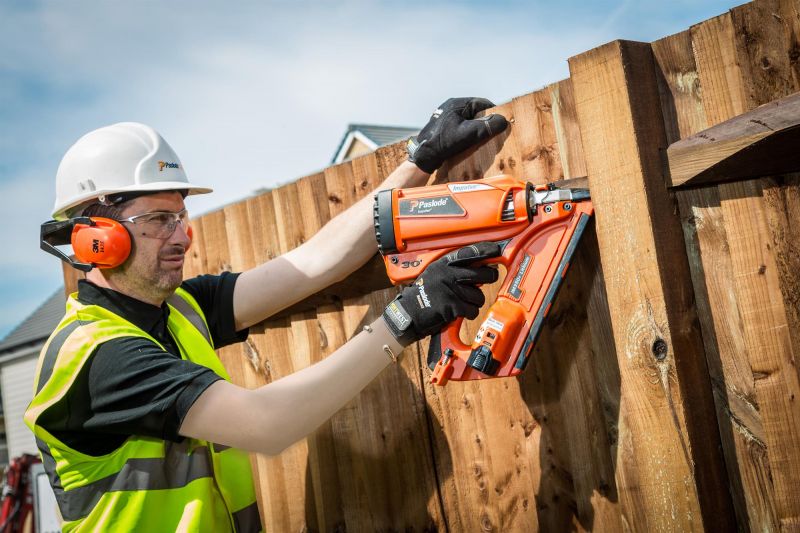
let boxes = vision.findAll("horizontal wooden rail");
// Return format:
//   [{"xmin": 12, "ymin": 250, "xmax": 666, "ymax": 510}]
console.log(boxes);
[{"xmin": 667, "ymin": 91, "xmax": 800, "ymax": 188}]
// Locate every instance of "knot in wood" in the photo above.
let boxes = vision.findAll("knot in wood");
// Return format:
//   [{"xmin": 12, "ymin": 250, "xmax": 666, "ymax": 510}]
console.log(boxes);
[
  {"xmin": 243, "ymin": 339, "xmax": 261, "ymax": 373},
  {"xmin": 523, "ymin": 421, "xmax": 536, "ymax": 437},
  {"xmin": 652, "ymin": 338, "xmax": 668, "ymax": 361},
  {"xmin": 317, "ymin": 322, "xmax": 329, "ymax": 349}
]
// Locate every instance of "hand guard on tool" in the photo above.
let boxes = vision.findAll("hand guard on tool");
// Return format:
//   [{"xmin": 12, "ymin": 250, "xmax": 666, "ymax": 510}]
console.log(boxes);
[
  {"xmin": 407, "ymin": 97, "xmax": 509, "ymax": 174},
  {"xmin": 382, "ymin": 242, "xmax": 501, "ymax": 347}
]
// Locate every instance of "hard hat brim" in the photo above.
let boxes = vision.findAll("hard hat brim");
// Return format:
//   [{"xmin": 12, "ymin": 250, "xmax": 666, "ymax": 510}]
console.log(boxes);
[{"xmin": 53, "ymin": 181, "xmax": 213, "ymax": 220}]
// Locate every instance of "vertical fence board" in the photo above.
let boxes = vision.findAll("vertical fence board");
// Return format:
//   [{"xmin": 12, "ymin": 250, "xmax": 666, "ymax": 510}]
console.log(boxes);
[
  {"xmin": 322, "ymin": 157, "xmax": 445, "ymax": 530},
  {"xmin": 692, "ymin": 2, "xmax": 800, "ymax": 526},
  {"xmin": 422, "ymin": 87, "xmax": 619, "ymax": 532},
  {"xmin": 291, "ymin": 171, "xmax": 348, "ymax": 531},
  {"xmin": 335, "ymin": 290, "xmax": 445, "ymax": 530},
  {"xmin": 652, "ymin": 28, "xmax": 775, "ymax": 531},
  {"xmin": 549, "ymin": 79, "xmax": 587, "ymax": 180},
  {"xmin": 570, "ymin": 40, "xmax": 735, "ymax": 531},
  {"xmin": 718, "ymin": 179, "xmax": 800, "ymax": 522},
  {"xmin": 424, "ymin": 94, "xmax": 543, "ymax": 532},
  {"xmin": 260, "ymin": 181, "xmax": 318, "ymax": 531}
]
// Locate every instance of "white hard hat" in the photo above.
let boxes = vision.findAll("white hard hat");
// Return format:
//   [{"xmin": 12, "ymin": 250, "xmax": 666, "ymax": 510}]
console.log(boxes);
[{"xmin": 52, "ymin": 122, "xmax": 212, "ymax": 220}]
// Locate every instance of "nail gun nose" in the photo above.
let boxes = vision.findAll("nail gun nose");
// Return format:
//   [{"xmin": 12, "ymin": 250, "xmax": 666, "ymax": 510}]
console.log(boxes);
[
  {"xmin": 527, "ymin": 186, "xmax": 591, "ymax": 213},
  {"xmin": 570, "ymin": 189, "xmax": 591, "ymax": 201}
]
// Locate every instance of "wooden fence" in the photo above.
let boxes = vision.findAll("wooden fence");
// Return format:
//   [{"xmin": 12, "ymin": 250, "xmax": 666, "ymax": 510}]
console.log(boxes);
[{"xmin": 63, "ymin": 0, "xmax": 800, "ymax": 530}]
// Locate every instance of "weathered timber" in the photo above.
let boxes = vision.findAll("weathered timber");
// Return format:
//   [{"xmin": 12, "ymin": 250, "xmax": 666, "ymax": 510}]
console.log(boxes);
[
  {"xmin": 289, "ymin": 171, "xmax": 348, "ymax": 532},
  {"xmin": 335, "ymin": 290, "xmax": 444, "ymax": 530},
  {"xmin": 249, "ymin": 183, "xmax": 315, "ymax": 532},
  {"xmin": 667, "ymin": 91, "xmax": 800, "ymax": 188},
  {"xmin": 691, "ymin": 1, "xmax": 800, "ymax": 526},
  {"xmin": 429, "ymin": 96, "xmax": 546, "ymax": 532},
  {"xmin": 653, "ymin": 27, "xmax": 778, "ymax": 530},
  {"xmin": 569, "ymin": 40, "xmax": 735, "ymax": 531},
  {"xmin": 428, "ymin": 89, "xmax": 619, "ymax": 531},
  {"xmin": 520, "ymin": 225, "xmax": 622, "ymax": 532},
  {"xmin": 317, "ymin": 157, "xmax": 443, "ymax": 530}
]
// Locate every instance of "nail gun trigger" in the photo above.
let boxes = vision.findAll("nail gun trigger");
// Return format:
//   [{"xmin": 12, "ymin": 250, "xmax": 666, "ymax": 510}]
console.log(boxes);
[
  {"xmin": 496, "ymin": 239, "xmax": 512, "ymax": 255},
  {"xmin": 427, "ymin": 333, "xmax": 443, "ymax": 370}
]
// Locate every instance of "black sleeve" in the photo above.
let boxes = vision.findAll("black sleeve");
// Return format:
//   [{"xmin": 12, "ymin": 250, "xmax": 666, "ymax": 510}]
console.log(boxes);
[
  {"xmin": 39, "ymin": 337, "xmax": 223, "ymax": 455},
  {"xmin": 181, "ymin": 271, "xmax": 248, "ymax": 348}
]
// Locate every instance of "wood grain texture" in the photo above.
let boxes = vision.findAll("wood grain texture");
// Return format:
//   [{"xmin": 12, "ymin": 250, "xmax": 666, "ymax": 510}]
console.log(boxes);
[
  {"xmin": 288, "ymin": 171, "xmax": 347, "ymax": 532},
  {"xmin": 519, "ymin": 226, "xmax": 622, "ymax": 532},
  {"xmin": 718, "ymin": 179, "xmax": 800, "ymax": 522},
  {"xmin": 318, "ymin": 156, "xmax": 445, "ymax": 530},
  {"xmin": 335, "ymin": 290, "xmax": 444, "ymax": 530},
  {"xmin": 654, "ymin": 23, "xmax": 783, "ymax": 531},
  {"xmin": 667, "ymin": 91, "xmax": 800, "ymax": 188},
  {"xmin": 569, "ymin": 40, "xmax": 735, "ymax": 531},
  {"xmin": 424, "ymin": 87, "xmax": 620, "ymax": 532},
  {"xmin": 550, "ymin": 79, "xmax": 588, "ymax": 180},
  {"xmin": 677, "ymin": 186, "xmax": 777, "ymax": 530},
  {"xmin": 691, "ymin": 1, "xmax": 800, "ymax": 526},
  {"xmin": 251, "ymin": 183, "xmax": 316, "ymax": 532}
]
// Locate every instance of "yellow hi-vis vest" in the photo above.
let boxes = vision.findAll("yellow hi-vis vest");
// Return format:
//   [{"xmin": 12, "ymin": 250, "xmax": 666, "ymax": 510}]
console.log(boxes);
[{"xmin": 24, "ymin": 287, "xmax": 261, "ymax": 532}]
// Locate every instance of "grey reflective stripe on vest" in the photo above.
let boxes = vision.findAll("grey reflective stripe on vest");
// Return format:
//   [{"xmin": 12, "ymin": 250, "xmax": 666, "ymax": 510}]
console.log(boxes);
[
  {"xmin": 167, "ymin": 294, "xmax": 212, "ymax": 346},
  {"xmin": 52, "ymin": 445, "xmax": 215, "ymax": 522},
  {"xmin": 36, "ymin": 321, "xmax": 81, "ymax": 394},
  {"xmin": 37, "ymin": 438, "xmax": 64, "ymax": 499},
  {"xmin": 233, "ymin": 501, "xmax": 262, "ymax": 533}
]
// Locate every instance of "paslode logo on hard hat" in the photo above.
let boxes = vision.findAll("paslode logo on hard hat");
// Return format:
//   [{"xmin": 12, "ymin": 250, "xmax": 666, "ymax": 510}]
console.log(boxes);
[{"xmin": 158, "ymin": 161, "xmax": 180, "ymax": 172}]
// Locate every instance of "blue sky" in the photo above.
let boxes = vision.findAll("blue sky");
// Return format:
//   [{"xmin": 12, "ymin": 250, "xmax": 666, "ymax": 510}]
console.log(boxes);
[{"xmin": 0, "ymin": 0, "xmax": 740, "ymax": 338}]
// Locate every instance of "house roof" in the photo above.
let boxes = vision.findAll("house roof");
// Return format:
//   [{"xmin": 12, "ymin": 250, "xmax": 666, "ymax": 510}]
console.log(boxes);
[
  {"xmin": 0, "ymin": 287, "xmax": 66, "ymax": 353},
  {"xmin": 331, "ymin": 124, "xmax": 419, "ymax": 164}
]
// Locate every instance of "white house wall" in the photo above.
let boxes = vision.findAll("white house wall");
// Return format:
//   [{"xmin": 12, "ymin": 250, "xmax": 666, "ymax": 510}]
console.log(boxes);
[{"xmin": 1, "ymin": 355, "xmax": 38, "ymax": 458}]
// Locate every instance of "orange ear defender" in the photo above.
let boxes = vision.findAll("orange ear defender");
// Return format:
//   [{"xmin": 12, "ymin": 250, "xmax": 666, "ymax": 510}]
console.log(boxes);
[
  {"xmin": 185, "ymin": 224, "xmax": 193, "ymax": 250},
  {"xmin": 71, "ymin": 218, "xmax": 131, "ymax": 269},
  {"xmin": 41, "ymin": 217, "xmax": 131, "ymax": 272}
]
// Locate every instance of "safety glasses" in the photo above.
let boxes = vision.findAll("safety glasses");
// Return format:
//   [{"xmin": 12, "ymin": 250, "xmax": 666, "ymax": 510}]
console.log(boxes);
[{"xmin": 118, "ymin": 209, "xmax": 190, "ymax": 239}]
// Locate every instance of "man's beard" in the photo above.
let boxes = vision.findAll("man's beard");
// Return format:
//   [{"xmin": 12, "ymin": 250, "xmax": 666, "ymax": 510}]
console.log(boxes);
[{"xmin": 112, "ymin": 249, "xmax": 184, "ymax": 302}]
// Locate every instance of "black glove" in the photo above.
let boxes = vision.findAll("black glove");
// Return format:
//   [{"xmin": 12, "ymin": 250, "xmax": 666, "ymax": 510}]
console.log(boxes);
[
  {"xmin": 382, "ymin": 242, "xmax": 501, "ymax": 346},
  {"xmin": 407, "ymin": 97, "xmax": 509, "ymax": 174}
]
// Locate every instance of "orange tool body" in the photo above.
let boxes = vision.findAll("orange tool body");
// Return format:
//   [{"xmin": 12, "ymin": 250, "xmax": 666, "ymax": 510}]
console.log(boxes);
[{"xmin": 373, "ymin": 175, "xmax": 593, "ymax": 385}]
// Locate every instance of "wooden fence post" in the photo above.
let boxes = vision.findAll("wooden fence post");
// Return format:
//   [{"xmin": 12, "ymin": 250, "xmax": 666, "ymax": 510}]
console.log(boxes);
[{"xmin": 568, "ymin": 40, "xmax": 735, "ymax": 531}]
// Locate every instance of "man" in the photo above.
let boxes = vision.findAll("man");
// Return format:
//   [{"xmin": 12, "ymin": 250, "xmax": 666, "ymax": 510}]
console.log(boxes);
[{"xmin": 27, "ymin": 98, "xmax": 508, "ymax": 531}]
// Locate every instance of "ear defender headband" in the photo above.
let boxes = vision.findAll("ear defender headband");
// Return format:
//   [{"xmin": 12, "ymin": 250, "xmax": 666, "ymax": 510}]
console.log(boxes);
[{"xmin": 41, "ymin": 217, "xmax": 132, "ymax": 272}]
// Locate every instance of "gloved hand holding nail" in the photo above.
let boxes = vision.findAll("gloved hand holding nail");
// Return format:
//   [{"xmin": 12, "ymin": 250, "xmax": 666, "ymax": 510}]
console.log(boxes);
[{"xmin": 407, "ymin": 97, "xmax": 509, "ymax": 174}]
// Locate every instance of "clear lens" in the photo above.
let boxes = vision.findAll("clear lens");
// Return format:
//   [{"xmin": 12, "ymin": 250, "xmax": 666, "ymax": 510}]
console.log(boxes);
[{"xmin": 123, "ymin": 210, "xmax": 189, "ymax": 238}]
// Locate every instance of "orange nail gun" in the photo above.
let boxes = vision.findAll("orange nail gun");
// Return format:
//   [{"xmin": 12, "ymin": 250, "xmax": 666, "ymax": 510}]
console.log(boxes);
[{"xmin": 373, "ymin": 175, "xmax": 593, "ymax": 385}]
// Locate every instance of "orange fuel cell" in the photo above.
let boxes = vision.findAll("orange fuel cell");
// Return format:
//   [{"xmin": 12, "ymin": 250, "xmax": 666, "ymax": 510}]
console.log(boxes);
[{"xmin": 374, "ymin": 175, "xmax": 593, "ymax": 385}]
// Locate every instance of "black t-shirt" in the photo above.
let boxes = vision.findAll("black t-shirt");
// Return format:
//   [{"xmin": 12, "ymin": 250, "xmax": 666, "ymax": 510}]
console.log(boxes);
[{"xmin": 37, "ymin": 273, "xmax": 248, "ymax": 456}]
